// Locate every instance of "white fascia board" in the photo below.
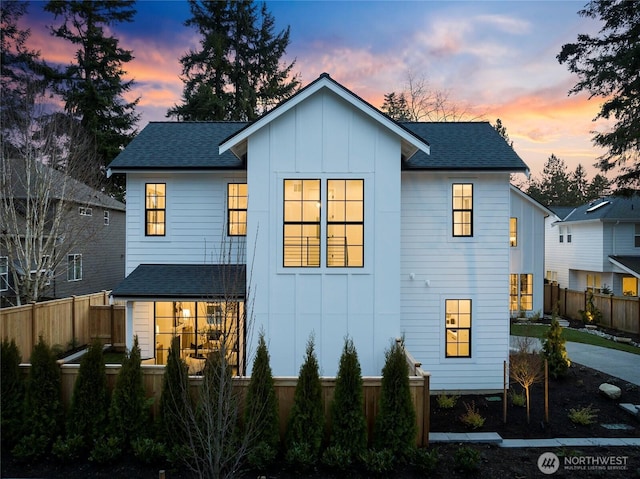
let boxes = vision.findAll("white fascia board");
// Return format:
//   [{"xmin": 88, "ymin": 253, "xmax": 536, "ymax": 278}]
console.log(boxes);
[
  {"xmin": 218, "ymin": 76, "xmax": 430, "ymax": 158},
  {"xmin": 509, "ymin": 184, "xmax": 556, "ymax": 217}
]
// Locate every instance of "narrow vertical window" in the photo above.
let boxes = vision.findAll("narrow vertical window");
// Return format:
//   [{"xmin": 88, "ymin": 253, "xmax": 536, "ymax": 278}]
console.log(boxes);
[
  {"xmin": 519, "ymin": 273, "xmax": 533, "ymax": 310},
  {"xmin": 452, "ymin": 183, "xmax": 473, "ymax": 237},
  {"xmin": 145, "ymin": 183, "xmax": 166, "ymax": 236},
  {"xmin": 559, "ymin": 226, "xmax": 564, "ymax": 243},
  {"xmin": 0, "ymin": 256, "xmax": 8, "ymax": 291},
  {"xmin": 445, "ymin": 299, "xmax": 471, "ymax": 357},
  {"xmin": 509, "ymin": 274, "xmax": 518, "ymax": 312},
  {"xmin": 67, "ymin": 254, "xmax": 82, "ymax": 281},
  {"xmin": 566, "ymin": 226, "xmax": 572, "ymax": 243},
  {"xmin": 104, "ymin": 210, "xmax": 110, "ymax": 226},
  {"xmin": 510, "ymin": 217, "xmax": 517, "ymax": 247},
  {"xmin": 228, "ymin": 183, "xmax": 247, "ymax": 236},
  {"xmin": 327, "ymin": 179, "xmax": 364, "ymax": 267},
  {"xmin": 635, "ymin": 224, "xmax": 640, "ymax": 248},
  {"xmin": 283, "ymin": 179, "xmax": 320, "ymax": 267}
]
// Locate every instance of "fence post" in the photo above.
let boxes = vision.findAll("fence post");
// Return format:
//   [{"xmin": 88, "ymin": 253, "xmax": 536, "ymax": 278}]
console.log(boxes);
[
  {"xmin": 110, "ymin": 304, "xmax": 115, "ymax": 348},
  {"xmin": 422, "ymin": 373, "xmax": 430, "ymax": 446},
  {"xmin": 31, "ymin": 301, "xmax": 37, "ymax": 348},
  {"xmin": 71, "ymin": 296, "xmax": 76, "ymax": 344}
]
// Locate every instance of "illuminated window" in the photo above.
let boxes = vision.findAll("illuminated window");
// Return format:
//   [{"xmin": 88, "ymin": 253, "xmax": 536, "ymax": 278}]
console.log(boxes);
[
  {"xmin": 586, "ymin": 273, "xmax": 601, "ymax": 292},
  {"xmin": 452, "ymin": 183, "xmax": 473, "ymax": 237},
  {"xmin": 145, "ymin": 183, "xmax": 166, "ymax": 236},
  {"xmin": 445, "ymin": 299, "xmax": 471, "ymax": 357},
  {"xmin": 67, "ymin": 254, "xmax": 82, "ymax": 281},
  {"xmin": 622, "ymin": 277, "xmax": 638, "ymax": 296},
  {"xmin": 228, "ymin": 183, "xmax": 247, "ymax": 236},
  {"xmin": 283, "ymin": 179, "xmax": 320, "ymax": 267},
  {"xmin": 510, "ymin": 274, "xmax": 533, "ymax": 311},
  {"xmin": 0, "ymin": 256, "xmax": 8, "ymax": 291},
  {"xmin": 327, "ymin": 179, "xmax": 364, "ymax": 267},
  {"xmin": 510, "ymin": 217, "xmax": 517, "ymax": 247}
]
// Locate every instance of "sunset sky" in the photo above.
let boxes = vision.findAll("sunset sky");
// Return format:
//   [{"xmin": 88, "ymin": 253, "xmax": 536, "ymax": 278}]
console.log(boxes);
[{"xmin": 20, "ymin": 0, "xmax": 610, "ymax": 180}]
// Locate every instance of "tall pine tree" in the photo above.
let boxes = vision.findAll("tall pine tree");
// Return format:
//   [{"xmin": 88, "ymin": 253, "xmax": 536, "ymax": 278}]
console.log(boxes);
[{"xmin": 168, "ymin": 0, "xmax": 299, "ymax": 121}]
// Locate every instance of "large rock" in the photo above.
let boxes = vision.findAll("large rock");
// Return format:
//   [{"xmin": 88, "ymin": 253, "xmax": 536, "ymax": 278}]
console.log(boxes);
[{"xmin": 599, "ymin": 383, "xmax": 622, "ymax": 400}]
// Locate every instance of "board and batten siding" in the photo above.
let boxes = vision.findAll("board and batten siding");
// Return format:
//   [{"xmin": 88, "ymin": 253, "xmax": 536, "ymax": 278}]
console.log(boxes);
[
  {"xmin": 245, "ymin": 89, "xmax": 401, "ymax": 377},
  {"xmin": 125, "ymin": 172, "xmax": 247, "ymax": 274},
  {"xmin": 400, "ymin": 172, "xmax": 511, "ymax": 391}
]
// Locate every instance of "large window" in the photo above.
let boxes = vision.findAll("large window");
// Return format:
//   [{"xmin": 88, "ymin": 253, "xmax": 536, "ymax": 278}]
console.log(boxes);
[
  {"xmin": 445, "ymin": 299, "xmax": 471, "ymax": 357},
  {"xmin": 0, "ymin": 256, "xmax": 8, "ymax": 291},
  {"xmin": 67, "ymin": 254, "xmax": 82, "ymax": 281},
  {"xmin": 510, "ymin": 274, "xmax": 533, "ymax": 312},
  {"xmin": 283, "ymin": 179, "xmax": 320, "ymax": 267},
  {"xmin": 452, "ymin": 183, "xmax": 473, "ymax": 237},
  {"xmin": 327, "ymin": 179, "xmax": 364, "ymax": 267},
  {"xmin": 510, "ymin": 217, "xmax": 517, "ymax": 247},
  {"xmin": 622, "ymin": 277, "xmax": 638, "ymax": 296},
  {"xmin": 228, "ymin": 183, "xmax": 247, "ymax": 236},
  {"xmin": 145, "ymin": 183, "xmax": 166, "ymax": 236}
]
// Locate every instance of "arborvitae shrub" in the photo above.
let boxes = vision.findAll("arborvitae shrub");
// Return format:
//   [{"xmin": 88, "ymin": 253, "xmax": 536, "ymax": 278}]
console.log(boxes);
[
  {"xmin": 108, "ymin": 336, "xmax": 151, "ymax": 451},
  {"xmin": 1, "ymin": 338, "xmax": 24, "ymax": 448},
  {"xmin": 158, "ymin": 336, "xmax": 191, "ymax": 447},
  {"xmin": 13, "ymin": 336, "xmax": 64, "ymax": 460},
  {"xmin": 244, "ymin": 331, "xmax": 280, "ymax": 468},
  {"xmin": 67, "ymin": 339, "xmax": 109, "ymax": 453},
  {"xmin": 374, "ymin": 340, "xmax": 416, "ymax": 461},
  {"xmin": 285, "ymin": 335, "xmax": 324, "ymax": 465},
  {"xmin": 542, "ymin": 315, "xmax": 570, "ymax": 378},
  {"xmin": 329, "ymin": 337, "xmax": 366, "ymax": 459}
]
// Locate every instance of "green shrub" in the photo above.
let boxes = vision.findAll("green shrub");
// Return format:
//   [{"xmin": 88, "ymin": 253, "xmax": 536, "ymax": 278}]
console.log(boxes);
[
  {"xmin": 542, "ymin": 313, "xmax": 571, "ymax": 378},
  {"xmin": 361, "ymin": 448, "xmax": 395, "ymax": 475},
  {"xmin": 89, "ymin": 436, "xmax": 122, "ymax": 464},
  {"xmin": 285, "ymin": 335, "xmax": 324, "ymax": 465},
  {"xmin": 1, "ymin": 338, "xmax": 24, "ymax": 448},
  {"xmin": 374, "ymin": 340, "xmax": 416, "ymax": 462},
  {"xmin": 52, "ymin": 434, "xmax": 84, "ymax": 462},
  {"xmin": 568, "ymin": 404, "xmax": 599, "ymax": 425},
  {"xmin": 131, "ymin": 437, "xmax": 167, "ymax": 465},
  {"xmin": 579, "ymin": 291, "xmax": 603, "ymax": 324},
  {"xmin": 412, "ymin": 447, "xmax": 439, "ymax": 474},
  {"xmin": 108, "ymin": 336, "xmax": 151, "ymax": 451},
  {"xmin": 459, "ymin": 401, "xmax": 485, "ymax": 429},
  {"xmin": 13, "ymin": 336, "xmax": 64, "ymax": 460},
  {"xmin": 436, "ymin": 393, "xmax": 459, "ymax": 409},
  {"xmin": 321, "ymin": 444, "xmax": 353, "ymax": 469},
  {"xmin": 329, "ymin": 337, "xmax": 367, "ymax": 459},
  {"xmin": 244, "ymin": 331, "xmax": 279, "ymax": 468},
  {"xmin": 509, "ymin": 388, "xmax": 526, "ymax": 407},
  {"xmin": 285, "ymin": 441, "xmax": 316, "ymax": 472},
  {"xmin": 67, "ymin": 340, "xmax": 109, "ymax": 452},
  {"xmin": 454, "ymin": 445, "xmax": 481, "ymax": 472}
]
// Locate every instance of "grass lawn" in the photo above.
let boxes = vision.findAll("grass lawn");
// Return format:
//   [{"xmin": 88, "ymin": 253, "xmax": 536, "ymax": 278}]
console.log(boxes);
[{"xmin": 510, "ymin": 323, "xmax": 640, "ymax": 355}]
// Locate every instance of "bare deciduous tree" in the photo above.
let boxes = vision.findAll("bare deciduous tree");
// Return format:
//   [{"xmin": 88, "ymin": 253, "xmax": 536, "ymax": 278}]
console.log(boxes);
[{"xmin": 509, "ymin": 345, "xmax": 543, "ymax": 424}]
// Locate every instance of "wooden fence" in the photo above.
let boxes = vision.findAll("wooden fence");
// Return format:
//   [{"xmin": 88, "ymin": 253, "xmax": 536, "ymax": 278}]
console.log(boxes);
[
  {"xmin": 23, "ymin": 356, "xmax": 431, "ymax": 447},
  {"xmin": 544, "ymin": 283, "xmax": 640, "ymax": 334},
  {"xmin": 0, "ymin": 291, "xmax": 125, "ymax": 362}
]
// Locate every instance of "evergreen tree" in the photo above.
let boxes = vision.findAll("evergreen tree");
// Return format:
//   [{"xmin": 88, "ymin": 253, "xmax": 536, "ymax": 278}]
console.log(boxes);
[
  {"xmin": 1, "ymin": 338, "xmax": 24, "ymax": 448},
  {"xmin": 168, "ymin": 0, "xmax": 299, "ymax": 121},
  {"xmin": 244, "ymin": 331, "xmax": 280, "ymax": 468},
  {"xmin": 158, "ymin": 336, "xmax": 191, "ymax": 446},
  {"xmin": 494, "ymin": 118, "xmax": 514, "ymax": 148},
  {"xmin": 108, "ymin": 336, "xmax": 150, "ymax": 451},
  {"xmin": 542, "ymin": 314, "xmax": 571, "ymax": 379},
  {"xmin": 67, "ymin": 339, "xmax": 110, "ymax": 452},
  {"xmin": 13, "ymin": 336, "xmax": 64, "ymax": 460},
  {"xmin": 381, "ymin": 92, "xmax": 410, "ymax": 121},
  {"xmin": 329, "ymin": 337, "xmax": 367, "ymax": 458},
  {"xmin": 558, "ymin": 0, "xmax": 640, "ymax": 191},
  {"xmin": 568, "ymin": 164, "xmax": 589, "ymax": 204},
  {"xmin": 374, "ymin": 340, "xmax": 416, "ymax": 461},
  {"xmin": 286, "ymin": 335, "xmax": 324, "ymax": 464},
  {"xmin": 586, "ymin": 173, "xmax": 611, "ymax": 200},
  {"xmin": 45, "ymin": 0, "xmax": 139, "ymax": 196}
]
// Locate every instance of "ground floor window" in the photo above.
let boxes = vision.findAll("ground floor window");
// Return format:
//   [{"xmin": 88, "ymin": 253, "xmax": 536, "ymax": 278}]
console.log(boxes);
[
  {"xmin": 445, "ymin": 299, "xmax": 471, "ymax": 357},
  {"xmin": 586, "ymin": 273, "xmax": 601, "ymax": 292},
  {"xmin": 154, "ymin": 300, "xmax": 244, "ymax": 375},
  {"xmin": 622, "ymin": 276, "xmax": 638, "ymax": 296},
  {"xmin": 510, "ymin": 273, "xmax": 533, "ymax": 312}
]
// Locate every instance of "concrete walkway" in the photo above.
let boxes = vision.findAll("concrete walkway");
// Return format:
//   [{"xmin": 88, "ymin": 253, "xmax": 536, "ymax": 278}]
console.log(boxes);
[
  {"xmin": 509, "ymin": 336, "xmax": 640, "ymax": 386},
  {"xmin": 429, "ymin": 432, "xmax": 640, "ymax": 447}
]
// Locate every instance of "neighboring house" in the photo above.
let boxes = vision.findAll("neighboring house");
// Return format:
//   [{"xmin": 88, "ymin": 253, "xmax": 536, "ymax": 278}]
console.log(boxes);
[
  {"xmin": 0, "ymin": 159, "xmax": 125, "ymax": 306},
  {"xmin": 545, "ymin": 195, "xmax": 640, "ymax": 297},
  {"xmin": 108, "ymin": 73, "xmax": 529, "ymax": 391},
  {"xmin": 509, "ymin": 185, "xmax": 554, "ymax": 317}
]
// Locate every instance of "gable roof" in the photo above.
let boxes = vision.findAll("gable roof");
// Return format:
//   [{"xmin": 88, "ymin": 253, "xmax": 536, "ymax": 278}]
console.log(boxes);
[
  {"xmin": 403, "ymin": 122, "xmax": 528, "ymax": 172},
  {"xmin": 219, "ymin": 73, "xmax": 430, "ymax": 162},
  {"xmin": 609, "ymin": 256, "xmax": 640, "ymax": 278},
  {"xmin": 562, "ymin": 195, "xmax": 640, "ymax": 223}
]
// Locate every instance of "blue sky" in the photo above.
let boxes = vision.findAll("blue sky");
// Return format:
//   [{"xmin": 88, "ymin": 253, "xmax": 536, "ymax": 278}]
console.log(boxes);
[{"xmin": 22, "ymin": 0, "xmax": 607, "ymax": 180}]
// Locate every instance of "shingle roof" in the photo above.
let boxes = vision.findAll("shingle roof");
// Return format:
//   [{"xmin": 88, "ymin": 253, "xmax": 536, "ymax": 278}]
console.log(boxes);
[
  {"xmin": 609, "ymin": 256, "xmax": 640, "ymax": 277},
  {"xmin": 563, "ymin": 195, "xmax": 640, "ymax": 223},
  {"xmin": 401, "ymin": 122, "xmax": 528, "ymax": 171},
  {"xmin": 108, "ymin": 120, "xmax": 527, "ymax": 172},
  {"xmin": 111, "ymin": 264, "xmax": 246, "ymax": 299},
  {"xmin": 108, "ymin": 122, "xmax": 248, "ymax": 171}
]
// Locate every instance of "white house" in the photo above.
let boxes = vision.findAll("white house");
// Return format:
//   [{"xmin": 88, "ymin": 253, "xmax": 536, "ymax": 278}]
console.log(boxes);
[
  {"xmin": 545, "ymin": 195, "xmax": 640, "ymax": 297},
  {"xmin": 108, "ymin": 74, "xmax": 530, "ymax": 391}
]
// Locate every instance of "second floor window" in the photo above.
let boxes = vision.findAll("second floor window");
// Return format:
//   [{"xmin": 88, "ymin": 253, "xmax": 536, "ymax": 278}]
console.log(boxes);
[
  {"xmin": 67, "ymin": 254, "xmax": 82, "ymax": 281},
  {"xmin": 327, "ymin": 179, "xmax": 364, "ymax": 267},
  {"xmin": 452, "ymin": 183, "xmax": 473, "ymax": 237},
  {"xmin": 283, "ymin": 179, "xmax": 320, "ymax": 267},
  {"xmin": 228, "ymin": 183, "xmax": 247, "ymax": 236},
  {"xmin": 510, "ymin": 217, "xmax": 517, "ymax": 247},
  {"xmin": 635, "ymin": 224, "xmax": 640, "ymax": 247},
  {"xmin": 104, "ymin": 210, "xmax": 110, "ymax": 226},
  {"xmin": 145, "ymin": 183, "xmax": 166, "ymax": 236}
]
